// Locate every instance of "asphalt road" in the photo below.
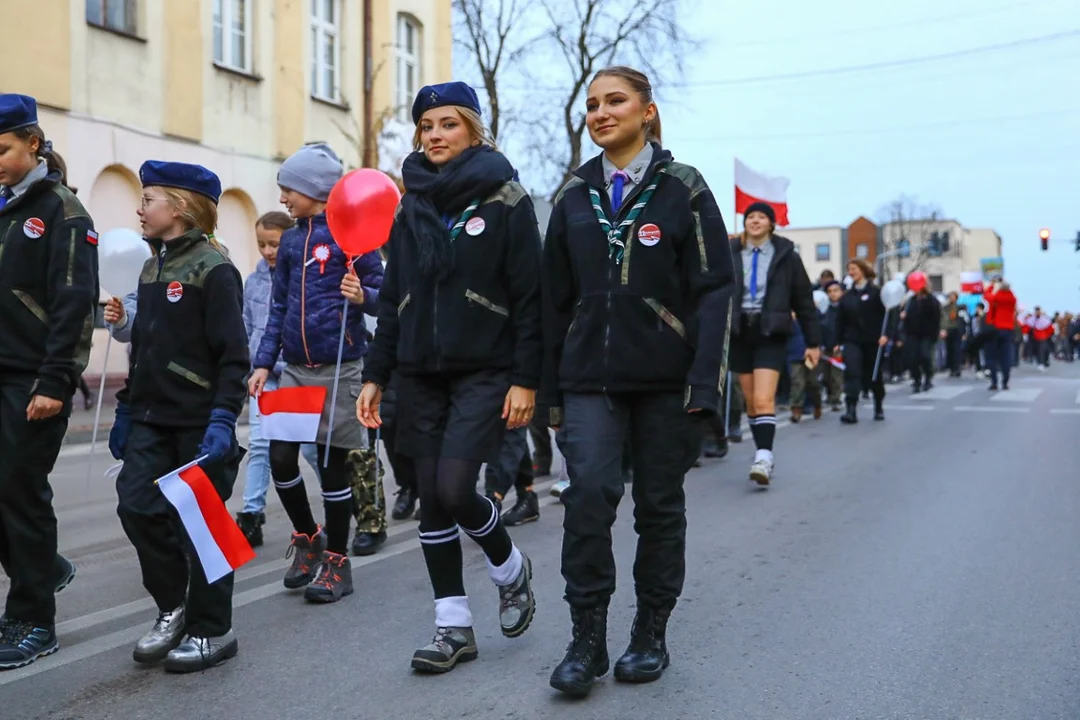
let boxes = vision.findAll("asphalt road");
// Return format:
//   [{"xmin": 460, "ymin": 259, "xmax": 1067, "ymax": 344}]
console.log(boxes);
[{"xmin": 2, "ymin": 363, "xmax": 1079, "ymax": 720}]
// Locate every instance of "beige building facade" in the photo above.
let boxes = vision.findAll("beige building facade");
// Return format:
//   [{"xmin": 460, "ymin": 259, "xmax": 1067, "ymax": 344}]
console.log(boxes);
[
  {"xmin": 778, "ymin": 226, "xmax": 845, "ymax": 284},
  {"xmin": 4, "ymin": 0, "xmax": 452, "ymax": 379},
  {"xmin": 882, "ymin": 220, "xmax": 1002, "ymax": 294}
]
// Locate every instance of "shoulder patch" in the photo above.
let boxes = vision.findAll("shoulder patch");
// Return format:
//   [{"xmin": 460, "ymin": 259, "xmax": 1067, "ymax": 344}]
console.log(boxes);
[
  {"xmin": 481, "ymin": 181, "xmax": 529, "ymax": 208},
  {"xmin": 50, "ymin": 184, "xmax": 91, "ymax": 222},
  {"xmin": 552, "ymin": 177, "xmax": 586, "ymax": 207},
  {"xmin": 662, "ymin": 162, "xmax": 708, "ymax": 200}
]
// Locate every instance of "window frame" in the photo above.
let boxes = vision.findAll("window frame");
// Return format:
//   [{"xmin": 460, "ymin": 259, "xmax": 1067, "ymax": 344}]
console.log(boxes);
[
  {"xmin": 213, "ymin": 0, "xmax": 254, "ymax": 74},
  {"xmin": 86, "ymin": 0, "xmax": 138, "ymax": 36},
  {"xmin": 815, "ymin": 243, "xmax": 831, "ymax": 262},
  {"xmin": 311, "ymin": 0, "xmax": 342, "ymax": 103},
  {"xmin": 396, "ymin": 14, "xmax": 422, "ymax": 122},
  {"xmin": 855, "ymin": 243, "xmax": 869, "ymax": 259}
]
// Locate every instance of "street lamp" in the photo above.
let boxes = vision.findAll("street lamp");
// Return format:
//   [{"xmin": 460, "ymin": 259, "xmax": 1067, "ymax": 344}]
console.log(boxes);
[{"xmin": 1039, "ymin": 228, "xmax": 1050, "ymax": 251}]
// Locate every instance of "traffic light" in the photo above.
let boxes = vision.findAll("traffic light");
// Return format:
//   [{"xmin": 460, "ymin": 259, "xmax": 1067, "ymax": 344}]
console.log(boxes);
[
  {"xmin": 1075, "ymin": 231, "xmax": 1080, "ymax": 252},
  {"xmin": 1039, "ymin": 228, "xmax": 1050, "ymax": 251}
]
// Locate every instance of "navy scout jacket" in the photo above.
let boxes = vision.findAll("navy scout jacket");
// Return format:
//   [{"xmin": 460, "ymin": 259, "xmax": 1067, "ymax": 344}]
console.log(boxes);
[{"xmin": 540, "ymin": 143, "xmax": 735, "ymax": 422}]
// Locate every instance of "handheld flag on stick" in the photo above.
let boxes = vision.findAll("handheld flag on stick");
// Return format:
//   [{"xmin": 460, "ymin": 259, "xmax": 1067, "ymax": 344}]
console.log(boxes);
[{"xmin": 258, "ymin": 386, "xmax": 327, "ymax": 442}]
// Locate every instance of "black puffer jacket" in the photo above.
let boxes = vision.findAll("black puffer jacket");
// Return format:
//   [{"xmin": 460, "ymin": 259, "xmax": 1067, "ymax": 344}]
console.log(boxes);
[{"xmin": 729, "ymin": 235, "xmax": 821, "ymax": 346}]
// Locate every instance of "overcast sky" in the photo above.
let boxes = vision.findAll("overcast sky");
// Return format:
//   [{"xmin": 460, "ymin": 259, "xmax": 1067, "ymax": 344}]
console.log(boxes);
[{"xmin": 656, "ymin": 0, "xmax": 1079, "ymax": 310}]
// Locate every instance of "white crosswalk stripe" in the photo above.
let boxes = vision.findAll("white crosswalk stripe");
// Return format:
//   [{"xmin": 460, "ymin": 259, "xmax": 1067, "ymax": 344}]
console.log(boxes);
[
  {"xmin": 989, "ymin": 388, "xmax": 1042, "ymax": 403},
  {"xmin": 1075, "ymin": 389, "xmax": 1080, "ymax": 405},
  {"xmin": 911, "ymin": 386, "xmax": 972, "ymax": 401}
]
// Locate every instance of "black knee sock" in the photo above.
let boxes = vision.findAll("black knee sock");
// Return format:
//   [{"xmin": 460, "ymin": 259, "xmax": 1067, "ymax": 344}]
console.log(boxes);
[
  {"xmin": 460, "ymin": 495, "xmax": 513, "ymax": 567},
  {"xmin": 273, "ymin": 474, "xmax": 317, "ymax": 537},
  {"xmin": 419, "ymin": 525, "xmax": 466, "ymax": 599},
  {"xmin": 434, "ymin": 458, "xmax": 513, "ymax": 567},
  {"xmin": 319, "ymin": 446, "xmax": 353, "ymax": 555},
  {"xmin": 748, "ymin": 414, "xmax": 776, "ymax": 451}
]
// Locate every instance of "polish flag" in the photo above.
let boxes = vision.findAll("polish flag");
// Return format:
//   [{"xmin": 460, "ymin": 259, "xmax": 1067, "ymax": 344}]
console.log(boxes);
[
  {"xmin": 734, "ymin": 158, "xmax": 790, "ymax": 227},
  {"xmin": 959, "ymin": 271, "xmax": 983, "ymax": 295},
  {"xmin": 157, "ymin": 459, "xmax": 255, "ymax": 583},
  {"xmin": 258, "ymin": 386, "xmax": 327, "ymax": 442}
]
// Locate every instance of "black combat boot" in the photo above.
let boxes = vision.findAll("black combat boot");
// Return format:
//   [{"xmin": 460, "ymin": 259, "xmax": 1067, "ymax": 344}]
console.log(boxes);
[
  {"xmin": 873, "ymin": 398, "xmax": 885, "ymax": 421},
  {"xmin": 840, "ymin": 400, "xmax": 858, "ymax": 424},
  {"xmin": 614, "ymin": 604, "xmax": 672, "ymax": 683},
  {"xmin": 235, "ymin": 512, "xmax": 264, "ymax": 548},
  {"xmin": 550, "ymin": 606, "xmax": 609, "ymax": 698}
]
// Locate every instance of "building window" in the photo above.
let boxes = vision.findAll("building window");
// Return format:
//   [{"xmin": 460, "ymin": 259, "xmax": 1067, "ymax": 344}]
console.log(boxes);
[
  {"xmin": 86, "ymin": 0, "xmax": 137, "ymax": 35},
  {"xmin": 396, "ymin": 15, "xmax": 422, "ymax": 122},
  {"xmin": 855, "ymin": 243, "xmax": 869, "ymax": 259},
  {"xmin": 214, "ymin": 0, "xmax": 253, "ymax": 72},
  {"xmin": 311, "ymin": 0, "xmax": 341, "ymax": 102},
  {"xmin": 929, "ymin": 274, "xmax": 943, "ymax": 293},
  {"xmin": 815, "ymin": 243, "xmax": 830, "ymax": 262}
]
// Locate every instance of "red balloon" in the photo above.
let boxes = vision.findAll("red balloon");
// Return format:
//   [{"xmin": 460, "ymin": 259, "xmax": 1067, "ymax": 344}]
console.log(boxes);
[
  {"xmin": 325, "ymin": 169, "xmax": 402, "ymax": 256},
  {"xmin": 907, "ymin": 271, "xmax": 928, "ymax": 292}
]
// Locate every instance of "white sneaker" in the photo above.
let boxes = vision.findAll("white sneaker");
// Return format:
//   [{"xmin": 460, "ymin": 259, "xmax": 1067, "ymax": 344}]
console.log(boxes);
[
  {"xmin": 749, "ymin": 459, "xmax": 773, "ymax": 487},
  {"xmin": 550, "ymin": 479, "xmax": 570, "ymax": 497}
]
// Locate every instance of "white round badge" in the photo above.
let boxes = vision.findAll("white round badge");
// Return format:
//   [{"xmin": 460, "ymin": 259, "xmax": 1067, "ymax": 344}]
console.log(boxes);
[
  {"xmin": 638, "ymin": 223, "xmax": 661, "ymax": 247},
  {"xmin": 465, "ymin": 217, "xmax": 486, "ymax": 236}
]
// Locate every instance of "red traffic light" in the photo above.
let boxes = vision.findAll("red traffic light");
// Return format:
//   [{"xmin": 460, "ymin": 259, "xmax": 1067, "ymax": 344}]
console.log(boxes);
[{"xmin": 1039, "ymin": 227, "xmax": 1050, "ymax": 251}]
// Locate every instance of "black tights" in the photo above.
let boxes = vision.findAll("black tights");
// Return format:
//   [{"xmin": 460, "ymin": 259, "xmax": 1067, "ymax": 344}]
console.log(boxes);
[
  {"xmin": 270, "ymin": 441, "xmax": 352, "ymax": 555},
  {"xmin": 416, "ymin": 456, "xmax": 513, "ymax": 599}
]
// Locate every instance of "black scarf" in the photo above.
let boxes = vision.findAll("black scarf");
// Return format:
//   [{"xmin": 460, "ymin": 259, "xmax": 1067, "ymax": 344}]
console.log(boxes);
[{"xmin": 400, "ymin": 145, "xmax": 516, "ymax": 279}]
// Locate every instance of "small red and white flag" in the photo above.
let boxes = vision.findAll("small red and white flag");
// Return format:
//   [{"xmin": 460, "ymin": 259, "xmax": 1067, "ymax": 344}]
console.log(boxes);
[
  {"xmin": 258, "ymin": 386, "xmax": 327, "ymax": 442},
  {"xmin": 734, "ymin": 158, "xmax": 790, "ymax": 227},
  {"xmin": 157, "ymin": 459, "xmax": 255, "ymax": 583},
  {"xmin": 959, "ymin": 271, "xmax": 983, "ymax": 295},
  {"xmin": 826, "ymin": 356, "xmax": 847, "ymax": 371}
]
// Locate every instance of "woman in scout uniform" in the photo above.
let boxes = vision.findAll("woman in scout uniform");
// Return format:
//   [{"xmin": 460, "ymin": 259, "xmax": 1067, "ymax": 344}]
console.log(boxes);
[
  {"xmin": 0, "ymin": 94, "xmax": 98, "ymax": 671},
  {"xmin": 539, "ymin": 66, "xmax": 734, "ymax": 697},
  {"xmin": 726, "ymin": 202, "xmax": 820, "ymax": 487},
  {"xmin": 357, "ymin": 81, "xmax": 540, "ymax": 673},
  {"xmin": 248, "ymin": 143, "xmax": 385, "ymax": 602},
  {"xmin": 107, "ymin": 161, "xmax": 249, "ymax": 673}
]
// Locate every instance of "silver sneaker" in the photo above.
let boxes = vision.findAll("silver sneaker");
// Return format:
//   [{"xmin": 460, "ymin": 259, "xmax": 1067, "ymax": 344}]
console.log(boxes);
[
  {"xmin": 162, "ymin": 630, "xmax": 238, "ymax": 674},
  {"xmin": 133, "ymin": 606, "xmax": 185, "ymax": 664},
  {"xmin": 411, "ymin": 626, "xmax": 478, "ymax": 673},
  {"xmin": 497, "ymin": 553, "xmax": 535, "ymax": 638},
  {"xmin": 749, "ymin": 459, "xmax": 773, "ymax": 487}
]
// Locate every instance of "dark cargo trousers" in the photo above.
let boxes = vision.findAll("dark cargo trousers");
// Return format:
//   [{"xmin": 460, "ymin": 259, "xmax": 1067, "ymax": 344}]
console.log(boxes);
[{"xmin": 560, "ymin": 392, "xmax": 700, "ymax": 610}]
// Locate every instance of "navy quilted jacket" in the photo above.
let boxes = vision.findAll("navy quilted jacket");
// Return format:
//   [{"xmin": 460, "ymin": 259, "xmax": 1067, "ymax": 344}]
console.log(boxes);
[{"xmin": 254, "ymin": 213, "xmax": 383, "ymax": 368}]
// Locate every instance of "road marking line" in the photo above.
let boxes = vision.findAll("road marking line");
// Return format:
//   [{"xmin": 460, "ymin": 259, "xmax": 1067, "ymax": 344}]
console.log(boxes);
[
  {"xmin": 1050, "ymin": 408, "xmax": 1080, "ymax": 415},
  {"xmin": 911, "ymin": 386, "xmax": 971, "ymax": 401},
  {"xmin": 1075, "ymin": 390, "xmax": 1080, "ymax": 405},
  {"xmin": 989, "ymin": 388, "xmax": 1041, "ymax": 403},
  {"xmin": 861, "ymin": 404, "xmax": 934, "ymax": 411},
  {"xmin": 953, "ymin": 406, "xmax": 1030, "ymax": 413}
]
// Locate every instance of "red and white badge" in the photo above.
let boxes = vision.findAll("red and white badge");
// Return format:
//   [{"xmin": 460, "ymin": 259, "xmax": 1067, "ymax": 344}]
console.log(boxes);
[
  {"xmin": 465, "ymin": 217, "xmax": 486, "ymax": 236},
  {"xmin": 637, "ymin": 223, "xmax": 661, "ymax": 247},
  {"xmin": 312, "ymin": 243, "xmax": 332, "ymax": 274},
  {"xmin": 166, "ymin": 281, "xmax": 184, "ymax": 303},
  {"xmin": 23, "ymin": 218, "xmax": 45, "ymax": 239},
  {"xmin": 86, "ymin": 229, "xmax": 99, "ymax": 246}
]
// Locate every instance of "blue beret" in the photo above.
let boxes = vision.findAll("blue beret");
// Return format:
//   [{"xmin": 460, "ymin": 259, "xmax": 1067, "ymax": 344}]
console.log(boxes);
[
  {"xmin": 411, "ymin": 82, "xmax": 481, "ymax": 125},
  {"xmin": 139, "ymin": 160, "xmax": 222, "ymax": 204},
  {"xmin": 0, "ymin": 94, "xmax": 39, "ymax": 135}
]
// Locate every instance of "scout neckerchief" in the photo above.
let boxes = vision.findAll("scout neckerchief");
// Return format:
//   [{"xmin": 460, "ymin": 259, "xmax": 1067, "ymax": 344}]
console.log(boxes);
[
  {"xmin": 588, "ymin": 163, "xmax": 668, "ymax": 264},
  {"xmin": 442, "ymin": 200, "xmax": 481, "ymax": 243}
]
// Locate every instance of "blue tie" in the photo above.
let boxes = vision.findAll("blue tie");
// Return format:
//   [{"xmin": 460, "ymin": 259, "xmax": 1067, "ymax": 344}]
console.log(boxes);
[
  {"xmin": 0, "ymin": 187, "xmax": 10, "ymax": 210},
  {"xmin": 749, "ymin": 247, "xmax": 761, "ymax": 300},
  {"xmin": 611, "ymin": 171, "xmax": 628, "ymax": 213}
]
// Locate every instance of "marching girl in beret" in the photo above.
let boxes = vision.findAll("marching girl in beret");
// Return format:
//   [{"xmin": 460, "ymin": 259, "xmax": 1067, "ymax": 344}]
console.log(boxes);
[
  {"xmin": 727, "ymin": 202, "xmax": 820, "ymax": 486},
  {"xmin": 109, "ymin": 161, "xmax": 249, "ymax": 673},
  {"xmin": 0, "ymin": 94, "xmax": 98, "ymax": 670},
  {"xmin": 540, "ymin": 66, "xmax": 734, "ymax": 697},
  {"xmin": 358, "ymin": 81, "xmax": 540, "ymax": 673}
]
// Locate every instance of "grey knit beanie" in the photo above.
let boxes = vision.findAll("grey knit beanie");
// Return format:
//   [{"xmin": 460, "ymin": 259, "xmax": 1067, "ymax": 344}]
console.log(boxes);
[{"xmin": 277, "ymin": 143, "xmax": 344, "ymax": 202}]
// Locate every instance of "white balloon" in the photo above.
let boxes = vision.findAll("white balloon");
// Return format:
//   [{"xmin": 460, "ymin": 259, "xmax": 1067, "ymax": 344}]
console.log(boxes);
[
  {"xmin": 892, "ymin": 272, "xmax": 906, "ymax": 286},
  {"xmin": 98, "ymin": 228, "xmax": 151, "ymax": 297},
  {"xmin": 880, "ymin": 279, "xmax": 907, "ymax": 309},
  {"xmin": 842, "ymin": 275, "xmax": 854, "ymax": 289},
  {"xmin": 813, "ymin": 289, "xmax": 829, "ymax": 314}
]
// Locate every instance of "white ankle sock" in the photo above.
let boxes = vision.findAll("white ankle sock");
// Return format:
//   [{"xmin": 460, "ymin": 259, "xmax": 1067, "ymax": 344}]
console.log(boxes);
[
  {"xmin": 754, "ymin": 449, "xmax": 774, "ymax": 464},
  {"xmin": 434, "ymin": 596, "xmax": 472, "ymax": 628},
  {"xmin": 487, "ymin": 545, "xmax": 523, "ymax": 586}
]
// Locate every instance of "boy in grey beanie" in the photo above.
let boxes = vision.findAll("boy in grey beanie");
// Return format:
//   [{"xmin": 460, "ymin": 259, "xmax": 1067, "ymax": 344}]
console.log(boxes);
[{"xmin": 277, "ymin": 142, "xmax": 343, "ymax": 201}]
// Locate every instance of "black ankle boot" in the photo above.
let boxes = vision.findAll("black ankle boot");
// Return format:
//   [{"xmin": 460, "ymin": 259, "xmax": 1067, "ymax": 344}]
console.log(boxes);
[
  {"xmin": 235, "ymin": 512, "xmax": 264, "ymax": 548},
  {"xmin": 840, "ymin": 400, "xmax": 858, "ymax": 424},
  {"xmin": 614, "ymin": 605, "xmax": 671, "ymax": 683},
  {"xmin": 873, "ymin": 400, "xmax": 885, "ymax": 421},
  {"xmin": 550, "ymin": 606, "xmax": 609, "ymax": 698}
]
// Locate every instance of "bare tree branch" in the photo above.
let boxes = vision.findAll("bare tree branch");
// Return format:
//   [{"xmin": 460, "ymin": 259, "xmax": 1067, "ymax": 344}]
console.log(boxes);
[{"xmin": 878, "ymin": 194, "xmax": 946, "ymax": 279}]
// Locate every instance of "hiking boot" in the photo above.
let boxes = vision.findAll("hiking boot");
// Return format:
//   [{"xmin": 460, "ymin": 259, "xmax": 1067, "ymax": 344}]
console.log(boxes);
[
  {"xmin": 133, "ymin": 605, "xmax": 186, "ymax": 664},
  {"xmin": 497, "ymin": 553, "xmax": 535, "ymax": 638},
  {"xmin": 812, "ymin": 404, "xmax": 822, "ymax": 420},
  {"xmin": 0, "ymin": 621, "xmax": 58, "ymax": 671},
  {"xmin": 304, "ymin": 551, "xmax": 354, "ymax": 603},
  {"xmin": 550, "ymin": 606, "xmax": 609, "ymax": 698},
  {"xmin": 749, "ymin": 459, "xmax": 773, "ymax": 487},
  {"xmin": 790, "ymin": 408, "xmax": 802, "ymax": 423},
  {"xmin": 163, "ymin": 630, "xmax": 238, "ymax": 673},
  {"xmin": 840, "ymin": 400, "xmax": 858, "ymax": 425},
  {"xmin": 502, "ymin": 491, "xmax": 540, "ymax": 527},
  {"xmin": 284, "ymin": 528, "xmax": 326, "ymax": 589},
  {"xmin": 391, "ymin": 487, "xmax": 417, "ymax": 520},
  {"xmin": 411, "ymin": 626, "xmax": 478, "ymax": 673},
  {"xmin": 702, "ymin": 436, "xmax": 728, "ymax": 459},
  {"xmin": 351, "ymin": 530, "xmax": 386, "ymax": 556},
  {"xmin": 614, "ymin": 605, "xmax": 672, "ymax": 683},
  {"xmin": 54, "ymin": 554, "xmax": 76, "ymax": 594},
  {"xmin": 235, "ymin": 512, "xmax": 264, "ymax": 548}
]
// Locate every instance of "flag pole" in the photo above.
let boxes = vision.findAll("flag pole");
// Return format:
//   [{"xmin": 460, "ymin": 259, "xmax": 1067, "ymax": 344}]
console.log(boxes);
[{"xmin": 86, "ymin": 334, "xmax": 113, "ymax": 484}]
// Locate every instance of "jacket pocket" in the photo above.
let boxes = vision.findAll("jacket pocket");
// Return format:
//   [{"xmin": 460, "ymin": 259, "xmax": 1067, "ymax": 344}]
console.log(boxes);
[
  {"xmin": 166, "ymin": 361, "xmax": 212, "ymax": 390},
  {"xmin": 397, "ymin": 292, "xmax": 412, "ymax": 315},
  {"xmin": 12, "ymin": 289, "xmax": 49, "ymax": 326},
  {"xmin": 642, "ymin": 297, "xmax": 689, "ymax": 344},
  {"xmin": 465, "ymin": 289, "xmax": 509, "ymax": 317}
]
